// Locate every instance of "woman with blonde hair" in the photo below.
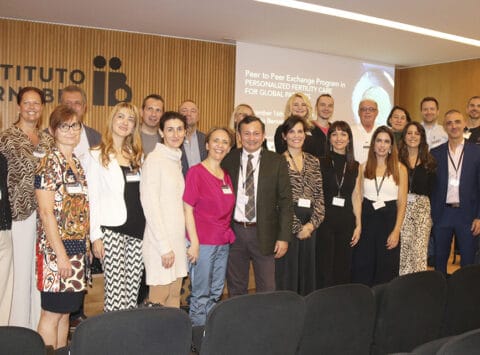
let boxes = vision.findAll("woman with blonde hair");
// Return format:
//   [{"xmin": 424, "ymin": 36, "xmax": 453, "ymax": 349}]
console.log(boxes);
[
  {"xmin": 87, "ymin": 102, "xmax": 145, "ymax": 311},
  {"xmin": 229, "ymin": 104, "xmax": 254, "ymax": 148},
  {"xmin": 274, "ymin": 92, "xmax": 316, "ymax": 154}
]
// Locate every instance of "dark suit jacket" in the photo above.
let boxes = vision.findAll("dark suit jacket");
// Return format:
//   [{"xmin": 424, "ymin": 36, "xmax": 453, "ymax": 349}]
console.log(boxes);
[
  {"xmin": 181, "ymin": 130, "xmax": 208, "ymax": 176},
  {"xmin": 85, "ymin": 125, "xmax": 102, "ymax": 147},
  {"xmin": 222, "ymin": 148, "xmax": 293, "ymax": 255},
  {"xmin": 430, "ymin": 141, "xmax": 480, "ymax": 225}
]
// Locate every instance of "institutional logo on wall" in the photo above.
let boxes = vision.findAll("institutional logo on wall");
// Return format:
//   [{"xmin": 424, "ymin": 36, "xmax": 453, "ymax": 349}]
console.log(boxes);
[
  {"xmin": 92, "ymin": 56, "xmax": 132, "ymax": 106},
  {"xmin": 0, "ymin": 55, "xmax": 132, "ymax": 107}
]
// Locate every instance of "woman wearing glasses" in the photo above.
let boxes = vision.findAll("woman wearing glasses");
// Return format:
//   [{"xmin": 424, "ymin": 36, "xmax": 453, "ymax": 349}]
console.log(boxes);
[
  {"xmin": 87, "ymin": 102, "xmax": 145, "ymax": 312},
  {"xmin": 35, "ymin": 105, "xmax": 90, "ymax": 349}
]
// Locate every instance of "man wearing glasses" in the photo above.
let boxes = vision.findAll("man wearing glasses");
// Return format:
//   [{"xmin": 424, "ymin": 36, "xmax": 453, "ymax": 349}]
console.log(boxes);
[{"xmin": 352, "ymin": 99, "xmax": 379, "ymax": 164}]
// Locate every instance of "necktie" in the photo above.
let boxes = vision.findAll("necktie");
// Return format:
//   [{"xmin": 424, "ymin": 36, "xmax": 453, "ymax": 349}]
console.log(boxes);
[{"xmin": 245, "ymin": 154, "xmax": 255, "ymax": 220}]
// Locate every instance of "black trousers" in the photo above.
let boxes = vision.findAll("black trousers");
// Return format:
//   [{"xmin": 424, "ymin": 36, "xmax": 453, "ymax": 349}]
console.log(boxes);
[
  {"xmin": 316, "ymin": 212, "xmax": 355, "ymax": 288},
  {"xmin": 351, "ymin": 199, "xmax": 400, "ymax": 287}
]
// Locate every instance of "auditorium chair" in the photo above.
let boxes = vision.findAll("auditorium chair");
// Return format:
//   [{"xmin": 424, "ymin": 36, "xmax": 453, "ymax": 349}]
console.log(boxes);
[
  {"xmin": 69, "ymin": 307, "xmax": 191, "ymax": 354},
  {"xmin": 371, "ymin": 271, "xmax": 447, "ymax": 354},
  {"xmin": 0, "ymin": 326, "xmax": 47, "ymax": 355},
  {"xmin": 200, "ymin": 291, "xmax": 305, "ymax": 355}
]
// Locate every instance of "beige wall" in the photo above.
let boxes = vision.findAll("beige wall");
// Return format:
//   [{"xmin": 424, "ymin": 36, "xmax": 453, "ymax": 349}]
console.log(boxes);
[
  {"xmin": 395, "ymin": 59, "xmax": 480, "ymax": 123},
  {"xmin": 0, "ymin": 19, "xmax": 235, "ymax": 133}
]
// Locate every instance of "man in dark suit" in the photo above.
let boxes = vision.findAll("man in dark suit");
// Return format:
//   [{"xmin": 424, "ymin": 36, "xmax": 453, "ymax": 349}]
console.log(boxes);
[
  {"xmin": 222, "ymin": 116, "xmax": 293, "ymax": 296},
  {"xmin": 179, "ymin": 100, "xmax": 207, "ymax": 176},
  {"xmin": 60, "ymin": 85, "xmax": 102, "ymax": 155},
  {"xmin": 431, "ymin": 110, "xmax": 480, "ymax": 275}
]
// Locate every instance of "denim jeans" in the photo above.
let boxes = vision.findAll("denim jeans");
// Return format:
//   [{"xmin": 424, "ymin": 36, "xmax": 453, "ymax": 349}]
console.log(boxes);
[{"xmin": 189, "ymin": 244, "xmax": 229, "ymax": 326}]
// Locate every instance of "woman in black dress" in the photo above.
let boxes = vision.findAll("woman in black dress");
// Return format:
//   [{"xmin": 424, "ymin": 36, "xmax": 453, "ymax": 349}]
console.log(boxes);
[{"xmin": 317, "ymin": 121, "xmax": 362, "ymax": 288}]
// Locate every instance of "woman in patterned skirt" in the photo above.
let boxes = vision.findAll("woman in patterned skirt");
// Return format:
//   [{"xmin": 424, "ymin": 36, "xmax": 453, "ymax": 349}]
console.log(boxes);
[
  {"xmin": 275, "ymin": 115, "xmax": 325, "ymax": 295},
  {"xmin": 398, "ymin": 122, "xmax": 436, "ymax": 275},
  {"xmin": 35, "ymin": 105, "xmax": 90, "ymax": 349},
  {"xmin": 87, "ymin": 102, "xmax": 145, "ymax": 312},
  {"xmin": 0, "ymin": 87, "xmax": 54, "ymax": 329}
]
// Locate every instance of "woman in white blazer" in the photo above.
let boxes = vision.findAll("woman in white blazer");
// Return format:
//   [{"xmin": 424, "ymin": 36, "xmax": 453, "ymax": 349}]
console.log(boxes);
[
  {"xmin": 87, "ymin": 102, "xmax": 145, "ymax": 312},
  {"xmin": 141, "ymin": 111, "xmax": 188, "ymax": 307}
]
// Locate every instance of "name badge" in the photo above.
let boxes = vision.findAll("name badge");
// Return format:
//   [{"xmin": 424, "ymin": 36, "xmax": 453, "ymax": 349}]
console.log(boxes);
[
  {"xmin": 407, "ymin": 193, "xmax": 417, "ymax": 202},
  {"xmin": 33, "ymin": 149, "xmax": 46, "ymax": 158},
  {"xmin": 126, "ymin": 172, "xmax": 141, "ymax": 182},
  {"xmin": 297, "ymin": 198, "xmax": 311, "ymax": 208},
  {"xmin": 449, "ymin": 178, "xmax": 460, "ymax": 187},
  {"xmin": 332, "ymin": 197, "xmax": 345, "ymax": 207},
  {"xmin": 66, "ymin": 182, "xmax": 83, "ymax": 194},
  {"xmin": 222, "ymin": 185, "xmax": 233, "ymax": 194},
  {"xmin": 372, "ymin": 200, "xmax": 386, "ymax": 210}
]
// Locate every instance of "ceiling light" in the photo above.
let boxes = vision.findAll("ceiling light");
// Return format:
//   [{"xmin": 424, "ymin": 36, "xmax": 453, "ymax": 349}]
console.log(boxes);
[{"xmin": 255, "ymin": 0, "xmax": 480, "ymax": 47}]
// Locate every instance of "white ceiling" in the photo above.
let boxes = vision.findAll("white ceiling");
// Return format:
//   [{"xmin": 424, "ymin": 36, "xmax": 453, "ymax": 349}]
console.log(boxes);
[{"xmin": 2, "ymin": 0, "xmax": 479, "ymax": 67}]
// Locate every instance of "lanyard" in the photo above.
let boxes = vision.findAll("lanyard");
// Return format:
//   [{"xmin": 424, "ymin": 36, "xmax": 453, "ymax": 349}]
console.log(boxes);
[
  {"xmin": 374, "ymin": 173, "xmax": 387, "ymax": 198},
  {"xmin": 407, "ymin": 154, "xmax": 419, "ymax": 193},
  {"xmin": 447, "ymin": 144, "xmax": 465, "ymax": 178},
  {"xmin": 287, "ymin": 151, "xmax": 305, "ymax": 194},
  {"xmin": 332, "ymin": 159, "xmax": 347, "ymax": 197}
]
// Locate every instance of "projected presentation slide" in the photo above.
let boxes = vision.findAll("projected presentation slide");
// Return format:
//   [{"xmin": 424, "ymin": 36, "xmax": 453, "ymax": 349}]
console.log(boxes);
[{"xmin": 235, "ymin": 42, "xmax": 395, "ymax": 149}]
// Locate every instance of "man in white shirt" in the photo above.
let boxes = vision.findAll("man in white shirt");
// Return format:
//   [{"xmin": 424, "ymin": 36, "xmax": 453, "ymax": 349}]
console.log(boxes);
[
  {"xmin": 140, "ymin": 94, "xmax": 164, "ymax": 155},
  {"xmin": 420, "ymin": 96, "xmax": 448, "ymax": 266},
  {"xmin": 352, "ymin": 99, "xmax": 378, "ymax": 164},
  {"xmin": 430, "ymin": 110, "xmax": 480, "ymax": 274},
  {"xmin": 60, "ymin": 86, "xmax": 102, "ymax": 164},
  {"xmin": 420, "ymin": 97, "xmax": 448, "ymax": 150}
]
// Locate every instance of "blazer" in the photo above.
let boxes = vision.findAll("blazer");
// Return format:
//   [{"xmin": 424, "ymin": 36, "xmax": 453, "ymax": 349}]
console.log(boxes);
[
  {"xmin": 430, "ymin": 141, "xmax": 480, "ymax": 225},
  {"xmin": 181, "ymin": 130, "xmax": 208, "ymax": 176},
  {"xmin": 222, "ymin": 148, "xmax": 293, "ymax": 255},
  {"xmin": 84, "ymin": 125, "xmax": 102, "ymax": 147},
  {"xmin": 85, "ymin": 149, "xmax": 127, "ymax": 242}
]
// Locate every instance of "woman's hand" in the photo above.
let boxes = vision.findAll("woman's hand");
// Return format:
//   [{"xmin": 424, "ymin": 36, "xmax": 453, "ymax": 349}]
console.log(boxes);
[
  {"xmin": 161, "ymin": 251, "xmax": 175, "ymax": 269},
  {"xmin": 93, "ymin": 239, "xmax": 105, "ymax": 259},
  {"xmin": 187, "ymin": 242, "xmax": 200, "ymax": 264},
  {"xmin": 386, "ymin": 229, "xmax": 400, "ymax": 250},
  {"xmin": 57, "ymin": 254, "xmax": 73, "ymax": 279},
  {"xmin": 297, "ymin": 223, "xmax": 314, "ymax": 240},
  {"xmin": 350, "ymin": 225, "xmax": 361, "ymax": 247}
]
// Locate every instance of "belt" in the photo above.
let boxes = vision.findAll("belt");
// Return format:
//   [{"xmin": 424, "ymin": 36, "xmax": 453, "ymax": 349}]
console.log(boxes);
[
  {"xmin": 446, "ymin": 203, "xmax": 460, "ymax": 208},
  {"xmin": 233, "ymin": 220, "xmax": 257, "ymax": 227}
]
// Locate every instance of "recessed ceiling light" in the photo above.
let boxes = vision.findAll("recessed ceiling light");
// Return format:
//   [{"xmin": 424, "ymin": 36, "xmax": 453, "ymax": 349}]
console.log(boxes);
[{"xmin": 254, "ymin": 0, "xmax": 480, "ymax": 47}]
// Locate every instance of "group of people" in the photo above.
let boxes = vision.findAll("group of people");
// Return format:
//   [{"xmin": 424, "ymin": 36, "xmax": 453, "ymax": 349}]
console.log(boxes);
[{"xmin": 1, "ymin": 84, "xmax": 480, "ymax": 349}]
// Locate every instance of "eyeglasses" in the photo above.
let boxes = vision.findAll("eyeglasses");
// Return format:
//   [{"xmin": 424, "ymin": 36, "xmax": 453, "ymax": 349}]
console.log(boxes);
[
  {"xmin": 58, "ymin": 122, "xmax": 82, "ymax": 132},
  {"xmin": 360, "ymin": 107, "xmax": 377, "ymax": 113}
]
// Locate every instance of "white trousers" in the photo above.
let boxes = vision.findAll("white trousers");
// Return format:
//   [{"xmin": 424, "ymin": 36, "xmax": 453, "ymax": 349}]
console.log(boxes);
[
  {"xmin": 0, "ymin": 229, "xmax": 13, "ymax": 325},
  {"xmin": 9, "ymin": 212, "xmax": 41, "ymax": 329}
]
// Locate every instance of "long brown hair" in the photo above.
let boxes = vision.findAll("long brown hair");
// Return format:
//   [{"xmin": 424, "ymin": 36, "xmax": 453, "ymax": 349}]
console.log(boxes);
[
  {"xmin": 95, "ymin": 102, "xmax": 143, "ymax": 172},
  {"xmin": 364, "ymin": 126, "xmax": 400, "ymax": 184},
  {"xmin": 398, "ymin": 121, "xmax": 436, "ymax": 172}
]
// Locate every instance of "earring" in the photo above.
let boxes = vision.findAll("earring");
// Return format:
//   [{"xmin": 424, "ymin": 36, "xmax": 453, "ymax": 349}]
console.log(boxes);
[{"xmin": 388, "ymin": 149, "xmax": 391, "ymax": 154}]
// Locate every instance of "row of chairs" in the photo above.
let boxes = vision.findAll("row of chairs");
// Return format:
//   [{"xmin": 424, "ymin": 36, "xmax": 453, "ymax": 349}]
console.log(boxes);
[{"xmin": 1, "ymin": 265, "xmax": 479, "ymax": 355}]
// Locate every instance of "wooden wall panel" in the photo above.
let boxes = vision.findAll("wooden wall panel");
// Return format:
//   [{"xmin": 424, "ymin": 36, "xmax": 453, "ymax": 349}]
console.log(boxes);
[
  {"xmin": 395, "ymin": 59, "xmax": 480, "ymax": 123},
  {"xmin": 0, "ymin": 19, "xmax": 235, "ymax": 134}
]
